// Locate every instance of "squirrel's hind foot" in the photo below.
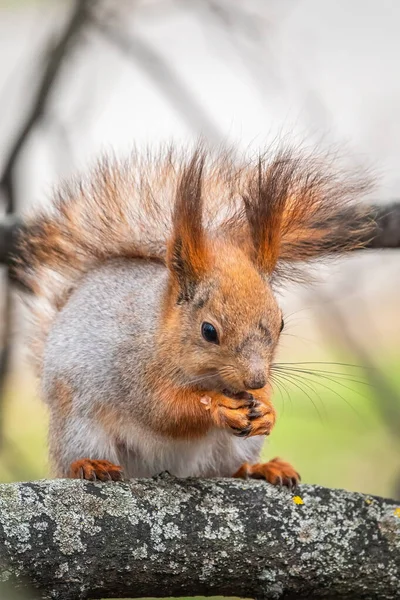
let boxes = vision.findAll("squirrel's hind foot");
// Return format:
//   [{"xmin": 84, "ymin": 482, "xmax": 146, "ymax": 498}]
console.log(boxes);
[
  {"xmin": 233, "ymin": 458, "xmax": 300, "ymax": 490},
  {"xmin": 69, "ymin": 458, "xmax": 124, "ymax": 481}
]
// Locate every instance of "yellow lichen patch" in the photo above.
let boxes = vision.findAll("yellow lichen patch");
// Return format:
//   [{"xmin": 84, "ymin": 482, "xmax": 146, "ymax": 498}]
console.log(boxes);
[
  {"xmin": 394, "ymin": 507, "xmax": 400, "ymax": 518},
  {"xmin": 293, "ymin": 496, "xmax": 304, "ymax": 505},
  {"xmin": 365, "ymin": 498, "xmax": 373, "ymax": 505}
]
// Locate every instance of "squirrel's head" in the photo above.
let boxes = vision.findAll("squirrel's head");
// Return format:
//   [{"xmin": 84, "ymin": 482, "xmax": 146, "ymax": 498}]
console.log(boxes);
[
  {"xmin": 161, "ymin": 148, "xmax": 371, "ymax": 394},
  {"xmin": 165, "ymin": 242, "xmax": 283, "ymax": 394}
]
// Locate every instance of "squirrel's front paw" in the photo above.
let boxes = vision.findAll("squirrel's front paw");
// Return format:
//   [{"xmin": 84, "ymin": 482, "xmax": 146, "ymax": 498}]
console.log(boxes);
[
  {"xmin": 204, "ymin": 391, "xmax": 276, "ymax": 438},
  {"xmin": 70, "ymin": 459, "xmax": 123, "ymax": 481}
]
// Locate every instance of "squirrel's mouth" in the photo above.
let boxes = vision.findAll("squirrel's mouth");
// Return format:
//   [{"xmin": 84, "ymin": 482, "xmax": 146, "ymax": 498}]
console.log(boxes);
[
  {"xmin": 222, "ymin": 389, "xmax": 255, "ymax": 401},
  {"xmin": 189, "ymin": 371, "xmax": 251, "ymax": 399}
]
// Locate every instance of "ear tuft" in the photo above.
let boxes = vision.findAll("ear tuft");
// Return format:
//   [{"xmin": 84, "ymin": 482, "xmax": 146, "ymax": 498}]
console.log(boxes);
[{"xmin": 167, "ymin": 148, "xmax": 210, "ymax": 300}]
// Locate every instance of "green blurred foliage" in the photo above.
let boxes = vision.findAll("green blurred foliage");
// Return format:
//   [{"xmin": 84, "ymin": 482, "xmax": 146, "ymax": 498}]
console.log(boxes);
[
  {"xmin": 2, "ymin": 352, "xmax": 398, "ymax": 600},
  {"xmin": 1, "ymin": 352, "xmax": 399, "ymax": 498},
  {"xmin": 0, "ymin": 0, "xmax": 50, "ymax": 7}
]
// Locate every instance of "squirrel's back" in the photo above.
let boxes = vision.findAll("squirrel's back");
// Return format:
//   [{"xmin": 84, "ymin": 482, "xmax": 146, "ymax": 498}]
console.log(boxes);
[{"xmin": 42, "ymin": 258, "xmax": 167, "ymax": 406}]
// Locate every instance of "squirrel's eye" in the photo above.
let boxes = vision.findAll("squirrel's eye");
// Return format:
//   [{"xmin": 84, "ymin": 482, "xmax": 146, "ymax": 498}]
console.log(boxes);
[
  {"xmin": 280, "ymin": 318, "xmax": 284, "ymax": 333},
  {"xmin": 201, "ymin": 322, "xmax": 219, "ymax": 345}
]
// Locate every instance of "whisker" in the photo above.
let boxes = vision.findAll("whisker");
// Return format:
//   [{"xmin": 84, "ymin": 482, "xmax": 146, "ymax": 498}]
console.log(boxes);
[
  {"xmin": 274, "ymin": 370, "xmax": 364, "ymax": 421},
  {"xmin": 269, "ymin": 376, "xmax": 285, "ymax": 412},
  {"xmin": 270, "ymin": 375, "xmax": 292, "ymax": 414},
  {"xmin": 280, "ymin": 333, "xmax": 320, "ymax": 347},
  {"xmin": 181, "ymin": 373, "xmax": 218, "ymax": 387},
  {"xmin": 272, "ymin": 371, "xmax": 325, "ymax": 423},
  {"xmin": 218, "ymin": 365, "xmax": 237, "ymax": 377},
  {"xmin": 274, "ymin": 361, "xmax": 372, "ymax": 370},
  {"xmin": 283, "ymin": 307, "xmax": 313, "ymax": 321},
  {"xmin": 272, "ymin": 365, "xmax": 372, "ymax": 388},
  {"xmin": 286, "ymin": 369, "xmax": 371, "ymax": 403}
]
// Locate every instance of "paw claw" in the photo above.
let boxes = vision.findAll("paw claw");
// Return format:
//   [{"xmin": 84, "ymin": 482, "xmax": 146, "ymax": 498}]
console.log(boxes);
[
  {"xmin": 248, "ymin": 409, "xmax": 263, "ymax": 419},
  {"xmin": 234, "ymin": 459, "xmax": 300, "ymax": 489},
  {"xmin": 70, "ymin": 459, "xmax": 124, "ymax": 482},
  {"xmin": 210, "ymin": 391, "xmax": 275, "ymax": 438},
  {"xmin": 237, "ymin": 426, "xmax": 252, "ymax": 438}
]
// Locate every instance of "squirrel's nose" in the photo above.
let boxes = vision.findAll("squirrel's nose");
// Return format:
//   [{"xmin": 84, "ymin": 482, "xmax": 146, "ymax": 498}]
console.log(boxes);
[{"xmin": 244, "ymin": 374, "xmax": 267, "ymax": 390}]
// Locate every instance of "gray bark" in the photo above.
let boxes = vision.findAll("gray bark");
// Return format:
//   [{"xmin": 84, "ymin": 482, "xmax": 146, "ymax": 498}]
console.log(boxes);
[{"xmin": 0, "ymin": 476, "xmax": 399, "ymax": 600}]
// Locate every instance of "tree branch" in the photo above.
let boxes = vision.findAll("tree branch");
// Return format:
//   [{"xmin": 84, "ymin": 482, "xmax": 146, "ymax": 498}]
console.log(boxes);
[
  {"xmin": 365, "ymin": 202, "xmax": 400, "ymax": 248},
  {"xmin": 0, "ymin": 0, "xmax": 92, "ymax": 211},
  {"xmin": 0, "ymin": 0, "xmax": 96, "ymax": 452},
  {"xmin": 0, "ymin": 477, "xmax": 399, "ymax": 600},
  {"xmin": 0, "ymin": 216, "xmax": 22, "ymax": 268}
]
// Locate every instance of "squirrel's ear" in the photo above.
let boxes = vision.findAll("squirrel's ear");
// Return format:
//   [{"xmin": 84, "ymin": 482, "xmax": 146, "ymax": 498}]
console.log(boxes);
[
  {"xmin": 243, "ymin": 150, "xmax": 373, "ymax": 276},
  {"xmin": 167, "ymin": 150, "xmax": 210, "ymax": 301}
]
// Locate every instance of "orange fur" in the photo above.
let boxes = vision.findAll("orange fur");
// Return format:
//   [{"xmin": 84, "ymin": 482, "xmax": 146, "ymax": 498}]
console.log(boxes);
[
  {"xmin": 157, "ymin": 241, "xmax": 282, "ymax": 395},
  {"xmin": 14, "ymin": 146, "xmax": 374, "ymax": 371},
  {"xmin": 136, "ymin": 372, "xmax": 275, "ymax": 440},
  {"xmin": 167, "ymin": 149, "xmax": 211, "ymax": 297},
  {"xmin": 70, "ymin": 459, "xmax": 123, "ymax": 481},
  {"xmin": 51, "ymin": 378, "xmax": 73, "ymax": 418},
  {"xmin": 13, "ymin": 142, "xmax": 373, "ymax": 487},
  {"xmin": 234, "ymin": 458, "xmax": 300, "ymax": 489},
  {"xmin": 242, "ymin": 149, "xmax": 373, "ymax": 274},
  {"xmin": 13, "ymin": 145, "xmax": 375, "ymax": 484}
]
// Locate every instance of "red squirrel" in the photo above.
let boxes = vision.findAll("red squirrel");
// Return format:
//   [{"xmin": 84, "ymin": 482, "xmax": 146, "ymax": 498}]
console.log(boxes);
[{"xmin": 14, "ymin": 146, "xmax": 372, "ymax": 487}]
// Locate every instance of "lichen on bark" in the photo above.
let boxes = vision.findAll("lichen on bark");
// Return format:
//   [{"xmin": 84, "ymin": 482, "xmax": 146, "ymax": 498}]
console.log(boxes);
[{"xmin": 0, "ymin": 477, "xmax": 399, "ymax": 599}]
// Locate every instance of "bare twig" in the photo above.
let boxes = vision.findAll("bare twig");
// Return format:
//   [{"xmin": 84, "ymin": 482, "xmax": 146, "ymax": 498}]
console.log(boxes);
[
  {"xmin": 0, "ymin": 216, "xmax": 20, "ymax": 267},
  {"xmin": 0, "ymin": 0, "xmax": 92, "ymax": 210},
  {"xmin": 366, "ymin": 202, "xmax": 400, "ymax": 249},
  {"xmin": 0, "ymin": 0, "xmax": 95, "ymax": 450}
]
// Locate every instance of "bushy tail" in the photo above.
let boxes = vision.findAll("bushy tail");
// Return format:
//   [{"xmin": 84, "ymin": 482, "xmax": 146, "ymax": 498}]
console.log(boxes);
[
  {"xmin": 239, "ymin": 148, "xmax": 374, "ymax": 280},
  {"xmin": 12, "ymin": 145, "xmax": 374, "ymax": 369}
]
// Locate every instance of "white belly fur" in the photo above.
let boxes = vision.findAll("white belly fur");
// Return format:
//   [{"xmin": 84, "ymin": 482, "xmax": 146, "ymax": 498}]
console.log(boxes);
[{"xmin": 117, "ymin": 425, "xmax": 266, "ymax": 478}]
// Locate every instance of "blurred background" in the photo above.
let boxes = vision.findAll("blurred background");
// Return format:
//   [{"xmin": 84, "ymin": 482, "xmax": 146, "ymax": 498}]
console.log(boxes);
[{"xmin": 0, "ymin": 0, "xmax": 399, "ymax": 500}]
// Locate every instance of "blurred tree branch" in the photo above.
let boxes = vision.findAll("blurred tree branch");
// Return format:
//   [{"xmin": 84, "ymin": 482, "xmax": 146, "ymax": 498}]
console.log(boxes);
[
  {"xmin": 0, "ymin": 0, "xmax": 93, "ymax": 211},
  {"xmin": 0, "ymin": 216, "xmax": 20, "ymax": 270},
  {"xmin": 366, "ymin": 202, "xmax": 400, "ymax": 248},
  {"xmin": 0, "ymin": 0, "xmax": 96, "ymax": 449}
]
